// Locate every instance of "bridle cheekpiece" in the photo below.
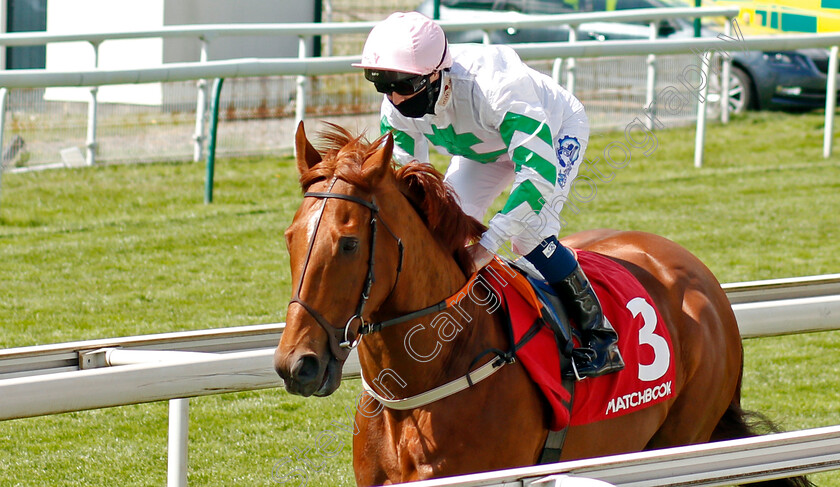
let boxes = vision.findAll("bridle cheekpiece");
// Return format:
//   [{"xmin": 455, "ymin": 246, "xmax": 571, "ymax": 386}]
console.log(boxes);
[{"xmin": 289, "ymin": 178, "xmax": 403, "ymax": 361}]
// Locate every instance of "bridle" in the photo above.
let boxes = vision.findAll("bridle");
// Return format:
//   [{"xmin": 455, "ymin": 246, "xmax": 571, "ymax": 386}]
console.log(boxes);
[
  {"xmin": 288, "ymin": 178, "xmax": 542, "ymax": 412},
  {"xmin": 289, "ymin": 178, "xmax": 404, "ymax": 361}
]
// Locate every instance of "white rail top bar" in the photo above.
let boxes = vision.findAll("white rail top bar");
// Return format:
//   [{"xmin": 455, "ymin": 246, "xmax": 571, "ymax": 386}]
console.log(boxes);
[
  {"xmin": 513, "ymin": 32, "xmax": 840, "ymax": 59},
  {"xmin": 0, "ymin": 322, "xmax": 285, "ymax": 360},
  {"xmin": 0, "ymin": 7, "xmax": 739, "ymax": 47},
  {"xmin": 0, "ymin": 347, "xmax": 361, "ymax": 420},
  {"xmin": 383, "ymin": 425, "xmax": 840, "ymax": 487},
  {"xmin": 724, "ymin": 273, "xmax": 840, "ymax": 303},
  {"xmin": 1, "ymin": 275, "xmax": 838, "ymax": 381},
  {"xmin": 733, "ymin": 295, "xmax": 840, "ymax": 338},
  {"xmin": 2, "ymin": 33, "xmax": 840, "ymax": 89},
  {"xmin": 0, "ymin": 348, "xmax": 278, "ymax": 419},
  {"xmin": 4, "ymin": 288, "xmax": 838, "ymax": 417},
  {"xmin": 0, "ymin": 322, "xmax": 285, "ymax": 380},
  {"xmin": 4, "ymin": 292, "xmax": 838, "ymax": 383}
]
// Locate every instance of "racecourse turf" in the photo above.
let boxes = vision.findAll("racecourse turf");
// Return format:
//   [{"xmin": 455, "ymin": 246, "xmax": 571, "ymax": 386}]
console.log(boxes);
[{"xmin": 0, "ymin": 110, "xmax": 838, "ymax": 486}]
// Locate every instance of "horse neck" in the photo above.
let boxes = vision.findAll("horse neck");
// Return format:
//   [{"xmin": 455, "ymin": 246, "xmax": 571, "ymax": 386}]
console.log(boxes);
[
  {"xmin": 358, "ymin": 186, "xmax": 506, "ymax": 397},
  {"xmin": 370, "ymin": 183, "xmax": 466, "ymax": 318}
]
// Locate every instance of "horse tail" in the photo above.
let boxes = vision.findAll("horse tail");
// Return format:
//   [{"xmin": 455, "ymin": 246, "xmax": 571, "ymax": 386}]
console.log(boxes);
[{"xmin": 710, "ymin": 366, "xmax": 816, "ymax": 487}]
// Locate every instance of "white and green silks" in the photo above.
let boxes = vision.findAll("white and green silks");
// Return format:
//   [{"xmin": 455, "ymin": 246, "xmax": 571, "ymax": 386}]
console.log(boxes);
[{"xmin": 380, "ymin": 43, "xmax": 590, "ymax": 257}]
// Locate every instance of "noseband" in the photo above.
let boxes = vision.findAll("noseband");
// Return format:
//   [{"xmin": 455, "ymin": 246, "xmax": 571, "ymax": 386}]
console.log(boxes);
[{"xmin": 289, "ymin": 178, "xmax": 404, "ymax": 361}]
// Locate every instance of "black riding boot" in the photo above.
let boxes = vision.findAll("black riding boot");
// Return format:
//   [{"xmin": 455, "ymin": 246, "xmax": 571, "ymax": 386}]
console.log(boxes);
[{"xmin": 553, "ymin": 264, "xmax": 625, "ymax": 379}]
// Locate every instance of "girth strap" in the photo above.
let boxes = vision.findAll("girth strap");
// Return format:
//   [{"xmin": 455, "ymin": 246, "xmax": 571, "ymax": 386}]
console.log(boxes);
[{"xmin": 538, "ymin": 374, "xmax": 575, "ymax": 464}]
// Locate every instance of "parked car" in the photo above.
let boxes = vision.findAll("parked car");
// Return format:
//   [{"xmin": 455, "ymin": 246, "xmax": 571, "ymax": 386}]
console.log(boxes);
[{"xmin": 417, "ymin": 0, "xmax": 840, "ymax": 113}]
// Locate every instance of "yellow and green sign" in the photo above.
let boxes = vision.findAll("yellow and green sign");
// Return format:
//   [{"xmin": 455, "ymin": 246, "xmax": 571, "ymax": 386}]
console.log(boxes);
[{"xmin": 704, "ymin": 0, "xmax": 840, "ymax": 33}]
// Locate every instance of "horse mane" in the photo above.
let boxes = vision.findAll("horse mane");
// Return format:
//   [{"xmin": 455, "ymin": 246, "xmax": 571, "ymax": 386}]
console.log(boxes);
[
  {"xmin": 299, "ymin": 123, "xmax": 487, "ymax": 273},
  {"xmin": 394, "ymin": 163, "xmax": 487, "ymax": 273}
]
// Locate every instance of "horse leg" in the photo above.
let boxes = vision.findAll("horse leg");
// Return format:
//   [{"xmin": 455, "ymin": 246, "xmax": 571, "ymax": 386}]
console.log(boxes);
[{"xmin": 707, "ymin": 370, "xmax": 815, "ymax": 487}]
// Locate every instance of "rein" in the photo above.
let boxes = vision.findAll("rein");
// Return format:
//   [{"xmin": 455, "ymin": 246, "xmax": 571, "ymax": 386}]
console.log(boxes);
[
  {"xmin": 290, "ymin": 180, "xmax": 537, "ymax": 410},
  {"xmin": 360, "ymin": 269, "xmax": 546, "ymax": 410}
]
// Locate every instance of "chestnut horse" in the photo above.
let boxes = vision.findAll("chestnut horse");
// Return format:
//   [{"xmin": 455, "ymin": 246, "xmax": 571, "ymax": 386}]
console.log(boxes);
[{"xmin": 274, "ymin": 123, "xmax": 810, "ymax": 486}]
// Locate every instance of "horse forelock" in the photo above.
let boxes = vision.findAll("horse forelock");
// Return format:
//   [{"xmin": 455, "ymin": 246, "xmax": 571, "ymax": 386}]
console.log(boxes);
[{"xmin": 298, "ymin": 123, "xmax": 383, "ymax": 193}]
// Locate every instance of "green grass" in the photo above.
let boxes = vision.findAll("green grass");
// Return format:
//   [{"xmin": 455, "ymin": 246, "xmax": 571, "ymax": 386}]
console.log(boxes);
[{"xmin": 0, "ymin": 110, "xmax": 839, "ymax": 486}]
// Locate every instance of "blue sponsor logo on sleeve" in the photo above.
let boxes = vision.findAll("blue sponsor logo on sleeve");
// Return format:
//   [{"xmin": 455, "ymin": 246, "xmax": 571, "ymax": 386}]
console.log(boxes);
[
  {"xmin": 556, "ymin": 136, "xmax": 580, "ymax": 168},
  {"xmin": 556, "ymin": 136, "xmax": 580, "ymax": 187}
]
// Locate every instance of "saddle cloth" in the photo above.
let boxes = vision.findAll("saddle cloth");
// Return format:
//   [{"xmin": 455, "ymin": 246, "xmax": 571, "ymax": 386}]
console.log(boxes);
[{"xmin": 482, "ymin": 250, "xmax": 676, "ymax": 431}]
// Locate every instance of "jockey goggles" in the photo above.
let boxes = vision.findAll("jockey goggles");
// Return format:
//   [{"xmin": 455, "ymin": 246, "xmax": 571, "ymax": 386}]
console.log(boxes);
[{"xmin": 365, "ymin": 69, "xmax": 431, "ymax": 96}]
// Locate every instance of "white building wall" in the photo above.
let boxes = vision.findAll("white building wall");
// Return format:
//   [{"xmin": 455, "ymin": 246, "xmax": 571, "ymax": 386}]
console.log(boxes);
[
  {"xmin": 45, "ymin": 0, "xmax": 165, "ymax": 105},
  {"xmin": 163, "ymin": 0, "xmax": 312, "ymax": 63},
  {"xmin": 44, "ymin": 0, "xmax": 314, "ymax": 105}
]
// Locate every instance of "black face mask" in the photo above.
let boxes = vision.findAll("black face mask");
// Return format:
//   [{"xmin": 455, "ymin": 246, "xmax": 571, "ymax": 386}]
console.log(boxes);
[{"xmin": 392, "ymin": 76, "xmax": 443, "ymax": 119}]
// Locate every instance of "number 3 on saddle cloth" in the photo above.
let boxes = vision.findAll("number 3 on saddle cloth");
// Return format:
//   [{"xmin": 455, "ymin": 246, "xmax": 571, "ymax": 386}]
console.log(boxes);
[{"xmin": 483, "ymin": 250, "xmax": 676, "ymax": 431}]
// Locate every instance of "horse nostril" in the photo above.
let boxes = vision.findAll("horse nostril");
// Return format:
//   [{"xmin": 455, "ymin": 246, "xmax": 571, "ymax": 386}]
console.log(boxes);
[{"xmin": 293, "ymin": 354, "xmax": 321, "ymax": 385}]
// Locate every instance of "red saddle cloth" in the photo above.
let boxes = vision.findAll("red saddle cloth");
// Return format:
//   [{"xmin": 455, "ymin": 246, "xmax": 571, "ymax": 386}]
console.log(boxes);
[{"xmin": 483, "ymin": 250, "xmax": 676, "ymax": 431}]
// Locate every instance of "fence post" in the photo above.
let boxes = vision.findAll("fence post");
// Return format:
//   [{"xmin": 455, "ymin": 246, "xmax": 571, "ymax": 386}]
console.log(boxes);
[
  {"xmin": 720, "ymin": 18, "xmax": 732, "ymax": 124},
  {"xmin": 694, "ymin": 50, "xmax": 713, "ymax": 168},
  {"xmin": 824, "ymin": 45, "xmax": 838, "ymax": 159},
  {"xmin": 645, "ymin": 21, "xmax": 657, "ymax": 130},
  {"xmin": 86, "ymin": 87, "xmax": 98, "ymax": 166},
  {"xmin": 205, "ymin": 78, "xmax": 225, "ymax": 204},
  {"xmin": 86, "ymin": 41, "xmax": 102, "ymax": 166},
  {"xmin": 193, "ymin": 38, "xmax": 210, "ymax": 163},
  {"xmin": 167, "ymin": 398, "xmax": 190, "ymax": 487},
  {"xmin": 0, "ymin": 87, "xmax": 7, "ymax": 208},
  {"xmin": 295, "ymin": 36, "xmax": 307, "ymax": 126},
  {"xmin": 552, "ymin": 58, "xmax": 564, "ymax": 85},
  {"xmin": 566, "ymin": 26, "xmax": 576, "ymax": 94}
]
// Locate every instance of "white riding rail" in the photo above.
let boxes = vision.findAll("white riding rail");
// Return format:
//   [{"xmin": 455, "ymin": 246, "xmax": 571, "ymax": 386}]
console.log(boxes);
[
  {"xmin": 0, "ymin": 6, "xmax": 739, "ymax": 166},
  {"xmin": 1, "ymin": 274, "xmax": 839, "ymax": 486}
]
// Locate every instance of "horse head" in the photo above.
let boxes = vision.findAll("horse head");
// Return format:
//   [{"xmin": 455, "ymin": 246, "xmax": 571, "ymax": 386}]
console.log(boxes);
[
  {"xmin": 274, "ymin": 122, "xmax": 401, "ymax": 397},
  {"xmin": 274, "ymin": 122, "xmax": 485, "ymax": 398}
]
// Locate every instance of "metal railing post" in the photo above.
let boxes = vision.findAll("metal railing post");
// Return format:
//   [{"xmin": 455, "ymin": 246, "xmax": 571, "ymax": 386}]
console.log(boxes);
[
  {"xmin": 824, "ymin": 45, "xmax": 838, "ymax": 159},
  {"xmin": 205, "ymin": 78, "xmax": 225, "ymax": 204},
  {"xmin": 86, "ymin": 41, "xmax": 101, "ymax": 166},
  {"xmin": 721, "ymin": 18, "xmax": 732, "ymax": 124},
  {"xmin": 324, "ymin": 0, "xmax": 334, "ymax": 56},
  {"xmin": 86, "ymin": 86, "xmax": 98, "ymax": 166},
  {"xmin": 0, "ymin": 87, "xmax": 8, "ymax": 208},
  {"xmin": 551, "ymin": 58, "xmax": 564, "ymax": 85},
  {"xmin": 645, "ymin": 21, "xmax": 658, "ymax": 130},
  {"xmin": 295, "ymin": 36, "xmax": 307, "ymax": 126},
  {"xmin": 566, "ymin": 26, "xmax": 576, "ymax": 94},
  {"xmin": 694, "ymin": 50, "xmax": 712, "ymax": 168},
  {"xmin": 167, "ymin": 398, "xmax": 190, "ymax": 487},
  {"xmin": 193, "ymin": 38, "xmax": 210, "ymax": 163}
]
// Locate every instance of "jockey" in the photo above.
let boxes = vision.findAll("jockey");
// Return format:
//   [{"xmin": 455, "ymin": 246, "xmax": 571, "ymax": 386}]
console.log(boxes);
[{"xmin": 352, "ymin": 12, "xmax": 624, "ymax": 379}]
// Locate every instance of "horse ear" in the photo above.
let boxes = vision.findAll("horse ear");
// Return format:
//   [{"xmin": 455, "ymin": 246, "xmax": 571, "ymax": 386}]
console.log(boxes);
[
  {"xmin": 362, "ymin": 132, "xmax": 394, "ymax": 185},
  {"xmin": 295, "ymin": 121, "xmax": 322, "ymax": 175}
]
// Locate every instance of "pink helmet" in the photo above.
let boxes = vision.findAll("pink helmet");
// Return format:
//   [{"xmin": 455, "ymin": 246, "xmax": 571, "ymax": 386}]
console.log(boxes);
[{"xmin": 353, "ymin": 12, "xmax": 452, "ymax": 75}]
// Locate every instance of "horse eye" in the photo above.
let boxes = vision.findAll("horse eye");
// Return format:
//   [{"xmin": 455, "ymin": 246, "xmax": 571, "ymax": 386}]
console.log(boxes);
[{"xmin": 340, "ymin": 237, "xmax": 359, "ymax": 254}]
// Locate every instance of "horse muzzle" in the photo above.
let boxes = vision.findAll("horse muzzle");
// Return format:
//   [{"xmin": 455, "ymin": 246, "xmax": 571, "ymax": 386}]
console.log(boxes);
[{"xmin": 274, "ymin": 349, "xmax": 342, "ymax": 397}]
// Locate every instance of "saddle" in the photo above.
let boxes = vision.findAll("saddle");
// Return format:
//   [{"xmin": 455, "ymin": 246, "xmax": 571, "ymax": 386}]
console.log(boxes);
[
  {"xmin": 481, "ymin": 252, "xmax": 677, "ymax": 460},
  {"xmin": 498, "ymin": 259, "xmax": 578, "ymax": 364}
]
